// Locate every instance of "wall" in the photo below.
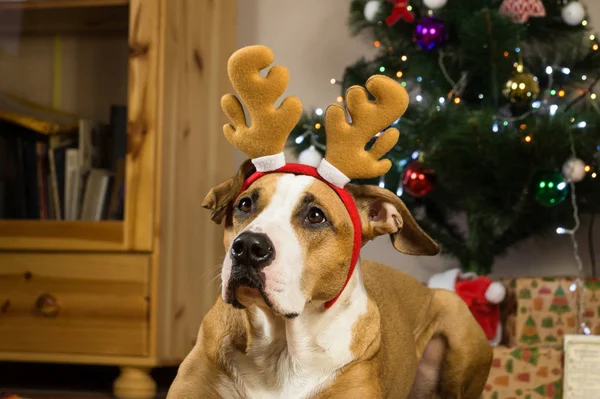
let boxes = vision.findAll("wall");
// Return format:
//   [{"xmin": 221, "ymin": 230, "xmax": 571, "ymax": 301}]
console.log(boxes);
[{"xmin": 236, "ymin": 0, "xmax": 600, "ymax": 282}]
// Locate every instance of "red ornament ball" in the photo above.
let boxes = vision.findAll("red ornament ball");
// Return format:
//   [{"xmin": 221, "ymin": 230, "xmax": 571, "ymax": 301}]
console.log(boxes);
[{"xmin": 403, "ymin": 161, "xmax": 435, "ymax": 197}]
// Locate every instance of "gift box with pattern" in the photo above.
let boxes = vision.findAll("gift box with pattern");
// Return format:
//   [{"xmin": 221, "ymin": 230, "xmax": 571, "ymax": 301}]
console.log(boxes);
[
  {"xmin": 499, "ymin": 277, "xmax": 600, "ymax": 347},
  {"xmin": 483, "ymin": 346, "xmax": 563, "ymax": 399}
]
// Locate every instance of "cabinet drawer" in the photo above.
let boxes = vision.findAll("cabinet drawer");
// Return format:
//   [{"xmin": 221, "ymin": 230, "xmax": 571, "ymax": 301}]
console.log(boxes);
[{"xmin": 0, "ymin": 253, "xmax": 150, "ymax": 356}]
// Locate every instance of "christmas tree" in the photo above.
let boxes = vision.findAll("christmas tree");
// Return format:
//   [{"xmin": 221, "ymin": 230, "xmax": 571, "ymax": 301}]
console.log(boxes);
[
  {"xmin": 288, "ymin": 0, "xmax": 600, "ymax": 274},
  {"xmin": 549, "ymin": 285, "xmax": 571, "ymax": 322},
  {"xmin": 519, "ymin": 316, "xmax": 542, "ymax": 345}
]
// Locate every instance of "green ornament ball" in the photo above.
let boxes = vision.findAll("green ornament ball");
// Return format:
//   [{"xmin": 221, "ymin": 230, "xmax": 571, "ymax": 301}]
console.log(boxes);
[{"xmin": 533, "ymin": 171, "xmax": 568, "ymax": 207}]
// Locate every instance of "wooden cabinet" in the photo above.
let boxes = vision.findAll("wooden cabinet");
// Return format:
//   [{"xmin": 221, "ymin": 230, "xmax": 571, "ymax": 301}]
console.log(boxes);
[{"xmin": 0, "ymin": 1, "xmax": 236, "ymax": 397}]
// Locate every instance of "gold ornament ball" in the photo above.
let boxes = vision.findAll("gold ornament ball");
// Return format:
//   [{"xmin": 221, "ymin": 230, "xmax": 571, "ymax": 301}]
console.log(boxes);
[{"xmin": 503, "ymin": 72, "xmax": 540, "ymax": 105}]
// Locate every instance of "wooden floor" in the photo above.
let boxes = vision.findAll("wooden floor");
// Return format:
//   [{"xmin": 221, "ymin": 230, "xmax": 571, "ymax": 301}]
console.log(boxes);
[{"xmin": 0, "ymin": 362, "xmax": 176, "ymax": 399}]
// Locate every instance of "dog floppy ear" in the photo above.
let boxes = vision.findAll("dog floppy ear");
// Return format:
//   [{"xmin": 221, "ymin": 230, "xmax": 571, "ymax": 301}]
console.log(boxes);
[
  {"xmin": 202, "ymin": 159, "xmax": 256, "ymax": 224},
  {"xmin": 346, "ymin": 184, "xmax": 439, "ymax": 256}
]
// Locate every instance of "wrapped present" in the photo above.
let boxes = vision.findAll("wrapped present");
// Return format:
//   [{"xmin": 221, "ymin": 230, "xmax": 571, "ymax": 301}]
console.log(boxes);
[
  {"xmin": 483, "ymin": 346, "xmax": 563, "ymax": 399},
  {"xmin": 499, "ymin": 277, "xmax": 600, "ymax": 347}
]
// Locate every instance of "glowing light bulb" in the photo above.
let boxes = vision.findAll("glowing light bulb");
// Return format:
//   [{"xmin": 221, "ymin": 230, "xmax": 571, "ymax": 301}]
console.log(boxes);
[
  {"xmin": 594, "ymin": 44, "xmax": 599, "ymax": 51},
  {"xmin": 591, "ymin": 35, "xmax": 596, "ymax": 40},
  {"xmin": 562, "ymin": 67, "xmax": 571, "ymax": 75},
  {"xmin": 584, "ymin": 165, "xmax": 591, "ymax": 172},
  {"xmin": 515, "ymin": 47, "xmax": 521, "ymax": 53},
  {"xmin": 557, "ymin": 182, "xmax": 567, "ymax": 190},
  {"xmin": 557, "ymin": 227, "xmax": 567, "ymax": 235},
  {"xmin": 379, "ymin": 66, "xmax": 385, "ymax": 72},
  {"xmin": 503, "ymin": 51, "xmax": 509, "ymax": 57},
  {"xmin": 478, "ymin": 94, "xmax": 484, "ymax": 99},
  {"xmin": 492, "ymin": 122, "xmax": 499, "ymax": 133},
  {"xmin": 315, "ymin": 108, "xmax": 323, "ymax": 116},
  {"xmin": 577, "ymin": 121, "xmax": 587, "ymax": 128},
  {"xmin": 591, "ymin": 93, "xmax": 597, "ymax": 100},
  {"xmin": 453, "ymin": 97, "xmax": 461, "ymax": 104},
  {"xmin": 336, "ymin": 96, "xmax": 343, "ymax": 103},
  {"xmin": 592, "ymin": 172, "xmax": 597, "ymax": 178},
  {"xmin": 582, "ymin": 75, "xmax": 588, "ymax": 81},
  {"xmin": 524, "ymin": 135, "xmax": 532, "ymax": 142},
  {"xmin": 532, "ymin": 101, "xmax": 541, "ymax": 109},
  {"xmin": 295, "ymin": 135, "xmax": 305, "ymax": 144},
  {"xmin": 550, "ymin": 104, "xmax": 558, "ymax": 116},
  {"xmin": 396, "ymin": 71, "xmax": 403, "ymax": 78},
  {"xmin": 570, "ymin": 282, "xmax": 577, "ymax": 291},
  {"xmin": 314, "ymin": 123, "xmax": 321, "ymax": 129},
  {"xmin": 374, "ymin": 41, "xmax": 381, "ymax": 47},
  {"xmin": 416, "ymin": 95, "xmax": 423, "ymax": 102},
  {"xmin": 558, "ymin": 90, "xmax": 566, "ymax": 97},
  {"xmin": 330, "ymin": 78, "xmax": 336, "ymax": 84},
  {"xmin": 396, "ymin": 186, "xmax": 404, "ymax": 196},
  {"xmin": 582, "ymin": 20, "xmax": 588, "ymax": 26},
  {"xmin": 416, "ymin": 76, "xmax": 423, "ymax": 82},
  {"xmin": 401, "ymin": 55, "xmax": 408, "ymax": 61},
  {"xmin": 378, "ymin": 176, "xmax": 385, "ymax": 188},
  {"xmin": 412, "ymin": 151, "xmax": 420, "ymax": 160},
  {"xmin": 546, "ymin": 66, "xmax": 553, "ymax": 75},
  {"xmin": 438, "ymin": 97, "xmax": 445, "ymax": 104}
]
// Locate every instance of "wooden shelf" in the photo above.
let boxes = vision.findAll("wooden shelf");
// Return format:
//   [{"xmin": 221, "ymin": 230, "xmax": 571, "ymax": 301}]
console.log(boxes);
[
  {"xmin": 0, "ymin": 220, "xmax": 126, "ymax": 251},
  {"xmin": 0, "ymin": 1, "xmax": 129, "ymax": 35},
  {"xmin": 0, "ymin": 0, "xmax": 128, "ymax": 10}
]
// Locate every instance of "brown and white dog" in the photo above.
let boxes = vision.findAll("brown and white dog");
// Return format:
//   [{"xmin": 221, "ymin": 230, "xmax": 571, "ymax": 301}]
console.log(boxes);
[
  {"xmin": 167, "ymin": 161, "xmax": 493, "ymax": 398},
  {"xmin": 167, "ymin": 45, "xmax": 492, "ymax": 398}
]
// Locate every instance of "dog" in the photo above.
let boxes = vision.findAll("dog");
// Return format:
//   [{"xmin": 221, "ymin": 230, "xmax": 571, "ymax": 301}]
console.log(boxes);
[{"xmin": 167, "ymin": 45, "xmax": 492, "ymax": 398}]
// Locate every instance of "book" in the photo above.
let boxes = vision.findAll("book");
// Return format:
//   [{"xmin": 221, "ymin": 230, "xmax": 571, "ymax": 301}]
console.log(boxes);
[
  {"xmin": 64, "ymin": 148, "xmax": 80, "ymax": 220},
  {"xmin": 80, "ymin": 169, "xmax": 111, "ymax": 221},
  {"xmin": 48, "ymin": 139, "xmax": 74, "ymax": 220}
]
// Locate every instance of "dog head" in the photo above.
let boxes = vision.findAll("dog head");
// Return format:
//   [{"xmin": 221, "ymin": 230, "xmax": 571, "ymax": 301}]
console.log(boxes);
[{"xmin": 202, "ymin": 160, "xmax": 439, "ymax": 317}]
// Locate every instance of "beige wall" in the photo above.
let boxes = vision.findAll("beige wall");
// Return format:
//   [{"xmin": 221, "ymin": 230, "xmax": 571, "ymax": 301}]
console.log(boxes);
[{"xmin": 236, "ymin": 0, "xmax": 600, "ymax": 281}]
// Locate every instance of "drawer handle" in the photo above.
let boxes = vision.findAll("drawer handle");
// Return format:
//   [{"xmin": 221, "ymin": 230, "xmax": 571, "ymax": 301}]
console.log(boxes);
[{"xmin": 35, "ymin": 293, "xmax": 60, "ymax": 317}]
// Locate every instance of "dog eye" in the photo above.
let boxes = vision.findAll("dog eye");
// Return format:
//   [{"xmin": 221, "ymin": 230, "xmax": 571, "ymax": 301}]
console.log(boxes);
[
  {"xmin": 237, "ymin": 197, "xmax": 252, "ymax": 213},
  {"xmin": 306, "ymin": 207, "xmax": 327, "ymax": 224}
]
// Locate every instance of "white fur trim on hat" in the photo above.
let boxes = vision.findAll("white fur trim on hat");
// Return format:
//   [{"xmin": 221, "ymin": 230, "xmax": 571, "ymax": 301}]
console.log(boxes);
[
  {"xmin": 427, "ymin": 268, "xmax": 461, "ymax": 292},
  {"xmin": 252, "ymin": 152, "xmax": 286, "ymax": 172},
  {"xmin": 317, "ymin": 159, "xmax": 351, "ymax": 188},
  {"xmin": 485, "ymin": 282, "xmax": 506, "ymax": 304}
]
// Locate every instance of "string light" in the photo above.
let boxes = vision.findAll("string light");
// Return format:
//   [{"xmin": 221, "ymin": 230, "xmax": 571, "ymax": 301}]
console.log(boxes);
[
  {"xmin": 379, "ymin": 66, "xmax": 386, "ymax": 72},
  {"xmin": 492, "ymin": 122, "xmax": 499, "ymax": 133},
  {"xmin": 406, "ymin": 5, "xmax": 412, "ymax": 11},
  {"xmin": 557, "ymin": 227, "xmax": 567, "ymax": 235},
  {"xmin": 584, "ymin": 165, "xmax": 591, "ymax": 172},
  {"xmin": 561, "ymin": 67, "xmax": 571, "ymax": 75},
  {"xmin": 478, "ymin": 94, "xmax": 484, "ymax": 99},
  {"xmin": 330, "ymin": 78, "xmax": 336, "ymax": 84},
  {"xmin": 401, "ymin": 55, "xmax": 408, "ymax": 61},
  {"xmin": 516, "ymin": 64, "xmax": 524, "ymax": 73},
  {"xmin": 546, "ymin": 66, "xmax": 553, "ymax": 75},
  {"xmin": 524, "ymin": 135, "xmax": 532, "ymax": 142},
  {"xmin": 577, "ymin": 121, "xmax": 587, "ymax": 128},
  {"xmin": 401, "ymin": 81, "xmax": 407, "ymax": 87},
  {"xmin": 336, "ymin": 96, "xmax": 343, "ymax": 103},
  {"xmin": 503, "ymin": 121, "xmax": 509, "ymax": 127},
  {"xmin": 515, "ymin": 47, "xmax": 521, "ymax": 53},
  {"xmin": 592, "ymin": 172, "xmax": 597, "ymax": 178},
  {"xmin": 550, "ymin": 89, "xmax": 557, "ymax": 96},
  {"xmin": 374, "ymin": 41, "xmax": 381, "ymax": 47},
  {"xmin": 315, "ymin": 108, "xmax": 323, "ymax": 116},
  {"xmin": 550, "ymin": 104, "xmax": 559, "ymax": 116},
  {"xmin": 582, "ymin": 75, "xmax": 588, "ymax": 81},
  {"xmin": 590, "ymin": 35, "xmax": 596, "ymax": 40},
  {"xmin": 593, "ymin": 44, "xmax": 599, "ymax": 51},
  {"xmin": 453, "ymin": 97, "xmax": 461, "ymax": 104},
  {"xmin": 378, "ymin": 175, "xmax": 385, "ymax": 188},
  {"xmin": 503, "ymin": 51, "xmax": 509, "ymax": 57},
  {"xmin": 416, "ymin": 76, "xmax": 423, "ymax": 82},
  {"xmin": 314, "ymin": 123, "xmax": 321, "ymax": 129},
  {"xmin": 582, "ymin": 20, "xmax": 588, "ymax": 26},
  {"xmin": 416, "ymin": 95, "xmax": 423, "ymax": 102},
  {"xmin": 532, "ymin": 101, "xmax": 541, "ymax": 109},
  {"xmin": 396, "ymin": 71, "xmax": 403, "ymax": 78},
  {"xmin": 295, "ymin": 135, "xmax": 305, "ymax": 144},
  {"xmin": 438, "ymin": 97, "xmax": 445, "ymax": 104},
  {"xmin": 558, "ymin": 89, "xmax": 566, "ymax": 97}
]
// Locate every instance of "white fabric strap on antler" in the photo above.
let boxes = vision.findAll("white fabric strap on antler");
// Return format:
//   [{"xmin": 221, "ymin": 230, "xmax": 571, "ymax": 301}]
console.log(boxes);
[
  {"xmin": 317, "ymin": 159, "xmax": 351, "ymax": 188},
  {"xmin": 252, "ymin": 152, "xmax": 286, "ymax": 172}
]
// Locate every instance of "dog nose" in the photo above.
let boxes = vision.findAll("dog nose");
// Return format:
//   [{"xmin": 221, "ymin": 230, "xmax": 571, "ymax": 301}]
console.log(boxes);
[{"xmin": 230, "ymin": 232, "xmax": 275, "ymax": 269}]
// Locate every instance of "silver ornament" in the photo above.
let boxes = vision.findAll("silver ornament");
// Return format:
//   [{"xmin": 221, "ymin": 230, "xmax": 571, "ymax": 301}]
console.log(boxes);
[{"xmin": 562, "ymin": 157, "xmax": 586, "ymax": 182}]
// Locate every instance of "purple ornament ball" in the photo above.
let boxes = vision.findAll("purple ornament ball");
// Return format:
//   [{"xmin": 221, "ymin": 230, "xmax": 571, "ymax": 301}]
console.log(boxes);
[{"xmin": 413, "ymin": 17, "xmax": 447, "ymax": 50}]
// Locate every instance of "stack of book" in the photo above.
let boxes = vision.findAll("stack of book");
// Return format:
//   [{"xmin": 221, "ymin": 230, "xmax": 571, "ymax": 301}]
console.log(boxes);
[{"xmin": 0, "ymin": 93, "xmax": 127, "ymax": 221}]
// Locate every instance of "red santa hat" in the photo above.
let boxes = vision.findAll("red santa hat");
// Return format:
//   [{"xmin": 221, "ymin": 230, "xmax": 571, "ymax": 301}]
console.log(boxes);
[{"xmin": 428, "ymin": 268, "xmax": 506, "ymax": 345}]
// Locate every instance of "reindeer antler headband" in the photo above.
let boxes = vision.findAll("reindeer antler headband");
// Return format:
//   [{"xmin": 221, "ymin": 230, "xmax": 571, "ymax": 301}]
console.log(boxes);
[{"xmin": 223, "ymin": 45, "xmax": 409, "ymax": 309}]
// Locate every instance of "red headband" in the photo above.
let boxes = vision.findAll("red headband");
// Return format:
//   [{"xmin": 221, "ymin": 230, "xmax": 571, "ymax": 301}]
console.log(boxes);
[{"xmin": 238, "ymin": 163, "xmax": 362, "ymax": 309}]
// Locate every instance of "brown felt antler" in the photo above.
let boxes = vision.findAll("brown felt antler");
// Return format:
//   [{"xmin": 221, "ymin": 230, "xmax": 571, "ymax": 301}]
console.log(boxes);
[
  {"xmin": 221, "ymin": 45, "xmax": 303, "ymax": 159},
  {"xmin": 324, "ymin": 75, "xmax": 409, "ymax": 179}
]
